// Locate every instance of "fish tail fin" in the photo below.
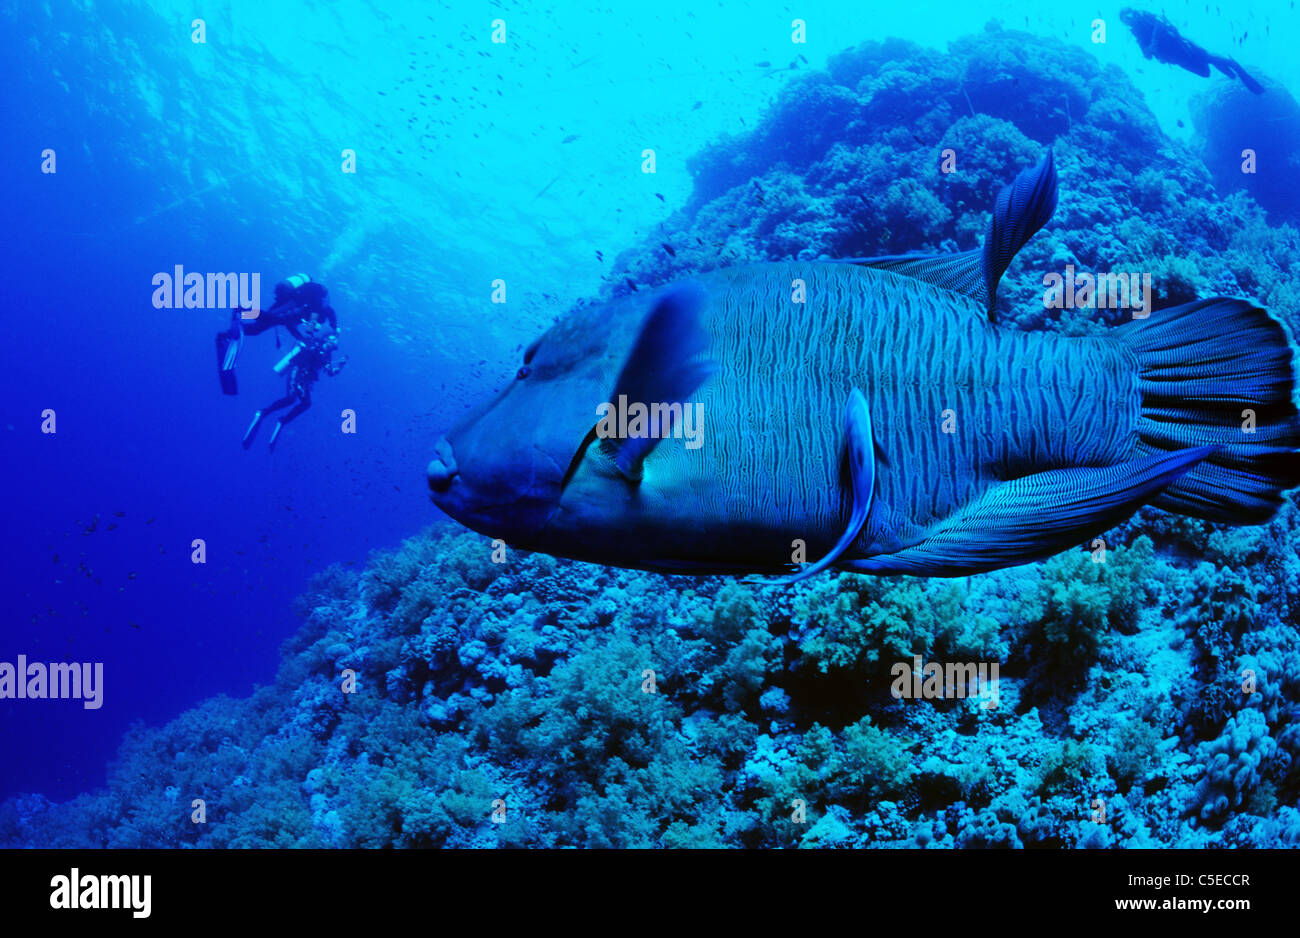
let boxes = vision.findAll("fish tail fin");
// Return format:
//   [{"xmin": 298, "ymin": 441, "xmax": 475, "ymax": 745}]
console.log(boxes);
[{"xmin": 1117, "ymin": 297, "xmax": 1300, "ymax": 523}]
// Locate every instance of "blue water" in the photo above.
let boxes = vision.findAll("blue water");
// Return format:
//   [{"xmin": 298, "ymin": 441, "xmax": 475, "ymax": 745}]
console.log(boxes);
[{"xmin": 1, "ymin": 0, "xmax": 1296, "ymax": 839}]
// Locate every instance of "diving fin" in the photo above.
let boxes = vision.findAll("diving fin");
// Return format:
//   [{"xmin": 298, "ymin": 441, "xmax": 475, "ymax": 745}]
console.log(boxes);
[
  {"xmin": 219, "ymin": 365, "xmax": 238, "ymax": 396},
  {"xmin": 217, "ymin": 324, "xmax": 243, "ymax": 395},
  {"xmin": 1233, "ymin": 60, "xmax": 1265, "ymax": 94},
  {"xmin": 605, "ymin": 283, "xmax": 717, "ymax": 481},
  {"xmin": 242, "ymin": 410, "xmax": 263, "ymax": 450},
  {"xmin": 753, "ymin": 388, "xmax": 876, "ymax": 586}
]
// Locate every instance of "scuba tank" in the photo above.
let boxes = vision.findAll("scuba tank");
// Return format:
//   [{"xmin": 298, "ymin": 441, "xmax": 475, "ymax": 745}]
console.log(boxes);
[
  {"xmin": 269, "ymin": 273, "xmax": 312, "ymax": 311},
  {"xmin": 273, "ymin": 343, "xmax": 305, "ymax": 374},
  {"xmin": 273, "ymin": 321, "xmax": 330, "ymax": 374}
]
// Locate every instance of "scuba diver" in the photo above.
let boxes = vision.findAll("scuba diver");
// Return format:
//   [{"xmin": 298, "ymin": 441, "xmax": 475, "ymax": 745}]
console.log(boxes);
[
  {"xmin": 1120, "ymin": 8, "xmax": 1265, "ymax": 95},
  {"xmin": 216, "ymin": 274, "xmax": 338, "ymax": 395},
  {"xmin": 241, "ymin": 320, "xmax": 348, "ymax": 452}
]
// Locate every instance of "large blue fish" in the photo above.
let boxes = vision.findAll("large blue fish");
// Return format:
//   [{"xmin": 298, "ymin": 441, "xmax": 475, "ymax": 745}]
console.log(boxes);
[{"xmin": 428, "ymin": 153, "xmax": 1300, "ymax": 580}]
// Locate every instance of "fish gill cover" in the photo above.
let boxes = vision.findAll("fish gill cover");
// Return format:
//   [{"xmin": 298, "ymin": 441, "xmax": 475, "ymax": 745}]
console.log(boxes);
[{"xmin": 4, "ymin": 20, "xmax": 1300, "ymax": 850}]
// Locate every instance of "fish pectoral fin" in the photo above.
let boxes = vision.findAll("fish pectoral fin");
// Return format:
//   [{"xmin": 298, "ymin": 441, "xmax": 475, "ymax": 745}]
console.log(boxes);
[
  {"xmin": 849, "ymin": 446, "xmax": 1216, "ymax": 577},
  {"xmin": 756, "ymin": 388, "xmax": 875, "ymax": 586},
  {"xmin": 837, "ymin": 150, "xmax": 1058, "ymax": 322},
  {"xmin": 607, "ymin": 283, "xmax": 717, "ymax": 482}
]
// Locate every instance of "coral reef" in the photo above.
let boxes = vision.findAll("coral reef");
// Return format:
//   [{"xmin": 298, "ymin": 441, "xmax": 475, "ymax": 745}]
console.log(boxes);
[
  {"xmin": 2, "ymin": 515, "xmax": 1296, "ymax": 848},
  {"xmin": 1192, "ymin": 76, "xmax": 1300, "ymax": 227}
]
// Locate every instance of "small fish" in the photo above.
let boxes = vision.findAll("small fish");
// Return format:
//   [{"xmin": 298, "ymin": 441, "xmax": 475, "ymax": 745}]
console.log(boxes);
[
  {"xmin": 754, "ymin": 60, "xmax": 771, "ymax": 68},
  {"xmin": 692, "ymin": 101, "xmax": 702, "ymax": 110},
  {"xmin": 534, "ymin": 174, "xmax": 561, "ymax": 199},
  {"xmin": 655, "ymin": 193, "xmax": 666, "ymax": 202},
  {"xmin": 562, "ymin": 134, "xmax": 579, "ymax": 144},
  {"xmin": 625, "ymin": 277, "xmax": 638, "ymax": 292},
  {"xmin": 661, "ymin": 242, "xmax": 677, "ymax": 258},
  {"xmin": 596, "ymin": 250, "xmax": 604, "ymax": 262}
]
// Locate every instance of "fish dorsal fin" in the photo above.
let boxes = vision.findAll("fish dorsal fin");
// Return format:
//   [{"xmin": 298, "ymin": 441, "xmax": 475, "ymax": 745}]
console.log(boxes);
[
  {"xmin": 839, "ymin": 149, "xmax": 1058, "ymax": 322},
  {"xmin": 980, "ymin": 148, "xmax": 1058, "ymax": 314},
  {"xmin": 751, "ymin": 387, "xmax": 875, "ymax": 586},
  {"xmin": 605, "ymin": 283, "xmax": 717, "ymax": 482},
  {"xmin": 844, "ymin": 248, "xmax": 988, "ymax": 308}
]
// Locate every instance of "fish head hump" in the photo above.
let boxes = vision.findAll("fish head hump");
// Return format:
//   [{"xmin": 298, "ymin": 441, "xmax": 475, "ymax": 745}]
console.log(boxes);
[{"xmin": 428, "ymin": 293, "xmax": 655, "ymax": 551}]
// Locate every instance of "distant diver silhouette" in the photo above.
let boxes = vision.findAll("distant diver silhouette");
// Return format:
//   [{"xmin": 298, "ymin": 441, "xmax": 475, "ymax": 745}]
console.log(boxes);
[
  {"xmin": 216, "ymin": 274, "xmax": 338, "ymax": 395},
  {"xmin": 1120, "ymin": 8, "xmax": 1264, "ymax": 94}
]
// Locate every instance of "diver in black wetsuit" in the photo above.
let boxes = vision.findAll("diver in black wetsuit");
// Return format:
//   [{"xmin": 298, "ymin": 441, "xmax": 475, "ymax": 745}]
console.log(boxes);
[
  {"xmin": 216, "ymin": 274, "xmax": 339, "ymax": 395},
  {"xmin": 241, "ymin": 321, "xmax": 348, "ymax": 452},
  {"xmin": 1120, "ymin": 8, "xmax": 1264, "ymax": 94}
]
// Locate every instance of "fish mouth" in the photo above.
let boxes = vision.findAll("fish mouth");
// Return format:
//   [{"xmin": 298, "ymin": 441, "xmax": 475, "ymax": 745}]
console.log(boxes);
[
  {"xmin": 425, "ymin": 436, "xmax": 562, "ymax": 545},
  {"xmin": 426, "ymin": 436, "xmax": 459, "ymax": 494}
]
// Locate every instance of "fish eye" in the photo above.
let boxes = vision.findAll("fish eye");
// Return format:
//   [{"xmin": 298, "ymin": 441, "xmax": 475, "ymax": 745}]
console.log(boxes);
[{"xmin": 516, "ymin": 365, "xmax": 531, "ymax": 380}]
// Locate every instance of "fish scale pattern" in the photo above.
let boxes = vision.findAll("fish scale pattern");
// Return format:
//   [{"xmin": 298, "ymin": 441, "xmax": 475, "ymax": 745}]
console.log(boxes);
[{"xmin": 669, "ymin": 262, "xmax": 1139, "ymax": 567}]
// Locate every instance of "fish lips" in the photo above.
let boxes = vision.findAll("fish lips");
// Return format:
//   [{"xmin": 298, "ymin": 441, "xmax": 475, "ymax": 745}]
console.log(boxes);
[
  {"xmin": 427, "ymin": 436, "xmax": 459, "ymax": 493},
  {"xmin": 427, "ymin": 430, "xmax": 565, "ymax": 545}
]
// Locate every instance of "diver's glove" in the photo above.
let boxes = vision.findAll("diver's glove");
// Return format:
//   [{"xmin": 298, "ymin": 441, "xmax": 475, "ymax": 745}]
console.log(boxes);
[{"xmin": 326, "ymin": 356, "xmax": 348, "ymax": 376}]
